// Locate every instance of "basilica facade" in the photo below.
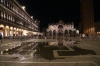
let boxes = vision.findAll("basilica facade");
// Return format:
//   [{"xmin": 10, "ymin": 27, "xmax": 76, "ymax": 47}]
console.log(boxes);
[{"xmin": 46, "ymin": 20, "xmax": 79, "ymax": 39}]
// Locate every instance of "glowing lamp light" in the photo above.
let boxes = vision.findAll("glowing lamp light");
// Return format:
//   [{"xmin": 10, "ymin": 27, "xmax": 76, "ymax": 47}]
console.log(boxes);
[
  {"xmin": 22, "ymin": 6, "xmax": 25, "ymax": 10},
  {"xmin": 31, "ymin": 16, "xmax": 33, "ymax": 19}
]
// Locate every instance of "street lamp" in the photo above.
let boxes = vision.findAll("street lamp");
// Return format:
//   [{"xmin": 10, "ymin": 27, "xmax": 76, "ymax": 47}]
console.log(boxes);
[{"xmin": 22, "ymin": 6, "xmax": 25, "ymax": 10}]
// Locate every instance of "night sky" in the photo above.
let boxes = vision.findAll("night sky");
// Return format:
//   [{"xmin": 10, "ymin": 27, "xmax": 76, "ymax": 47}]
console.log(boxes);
[{"xmin": 17, "ymin": 0, "xmax": 100, "ymax": 31}]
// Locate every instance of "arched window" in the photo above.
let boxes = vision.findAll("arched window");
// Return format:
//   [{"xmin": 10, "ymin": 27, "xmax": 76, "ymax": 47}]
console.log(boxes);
[
  {"xmin": 1, "ymin": 11, "xmax": 4, "ymax": 19},
  {"xmin": 53, "ymin": 30, "xmax": 56, "ymax": 35}
]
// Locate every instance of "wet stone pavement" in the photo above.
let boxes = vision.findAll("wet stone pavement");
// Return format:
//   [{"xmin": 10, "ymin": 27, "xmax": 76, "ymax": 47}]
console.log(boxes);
[{"xmin": 0, "ymin": 37, "xmax": 100, "ymax": 66}]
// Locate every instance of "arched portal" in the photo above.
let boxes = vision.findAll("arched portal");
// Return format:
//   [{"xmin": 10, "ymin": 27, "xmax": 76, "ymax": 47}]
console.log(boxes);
[
  {"xmin": 53, "ymin": 30, "xmax": 56, "ymax": 39},
  {"xmin": 49, "ymin": 30, "xmax": 52, "ymax": 39},
  {"xmin": 64, "ymin": 30, "xmax": 68, "ymax": 37},
  {"xmin": 69, "ymin": 30, "xmax": 72, "ymax": 36},
  {"xmin": 58, "ymin": 29, "xmax": 63, "ymax": 38}
]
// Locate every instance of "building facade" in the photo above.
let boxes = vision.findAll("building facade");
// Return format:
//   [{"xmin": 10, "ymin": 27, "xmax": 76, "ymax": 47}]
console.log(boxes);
[
  {"xmin": 46, "ymin": 20, "xmax": 79, "ymax": 39},
  {"xmin": 80, "ymin": 0, "xmax": 95, "ymax": 34},
  {"xmin": 0, "ymin": 0, "xmax": 39, "ymax": 38}
]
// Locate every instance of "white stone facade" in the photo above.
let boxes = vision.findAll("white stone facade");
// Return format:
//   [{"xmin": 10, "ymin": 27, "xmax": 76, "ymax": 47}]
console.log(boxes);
[{"xmin": 46, "ymin": 20, "xmax": 79, "ymax": 39}]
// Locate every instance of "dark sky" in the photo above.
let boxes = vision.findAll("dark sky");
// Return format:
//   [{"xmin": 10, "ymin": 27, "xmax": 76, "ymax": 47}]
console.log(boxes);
[{"xmin": 17, "ymin": 0, "xmax": 100, "ymax": 31}]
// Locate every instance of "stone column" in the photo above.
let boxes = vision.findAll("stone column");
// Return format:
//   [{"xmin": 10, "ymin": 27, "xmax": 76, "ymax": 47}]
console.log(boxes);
[
  {"xmin": 63, "ymin": 30, "xmax": 64, "ymax": 40},
  {"xmin": 56, "ymin": 31, "xmax": 58, "ymax": 39},
  {"xmin": 3, "ymin": 26, "xmax": 5, "ymax": 38},
  {"xmin": 52, "ymin": 30, "xmax": 53, "ymax": 39},
  {"xmin": 8, "ymin": 27, "xmax": 10, "ymax": 37}
]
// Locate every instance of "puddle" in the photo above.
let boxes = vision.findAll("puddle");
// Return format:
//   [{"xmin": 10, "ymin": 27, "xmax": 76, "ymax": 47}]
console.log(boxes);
[
  {"xmin": 0, "ymin": 41, "xmax": 97, "ymax": 61},
  {"xmin": 57, "ymin": 46, "xmax": 97, "ymax": 56},
  {"xmin": 34, "ymin": 42, "xmax": 96, "ymax": 60},
  {"xmin": 1, "ymin": 42, "xmax": 34, "ymax": 55}
]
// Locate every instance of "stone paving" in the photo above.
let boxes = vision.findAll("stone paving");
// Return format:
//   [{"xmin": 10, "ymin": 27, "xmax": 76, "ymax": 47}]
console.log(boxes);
[{"xmin": 0, "ymin": 37, "xmax": 100, "ymax": 66}]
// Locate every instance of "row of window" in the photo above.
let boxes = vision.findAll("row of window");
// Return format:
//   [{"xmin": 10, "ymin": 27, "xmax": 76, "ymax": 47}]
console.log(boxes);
[
  {"xmin": 0, "ymin": 9, "xmax": 38, "ymax": 31},
  {"xmin": 0, "ymin": 0, "xmax": 37, "ymax": 28},
  {"xmin": 0, "ymin": 10, "xmax": 15, "ymax": 22}
]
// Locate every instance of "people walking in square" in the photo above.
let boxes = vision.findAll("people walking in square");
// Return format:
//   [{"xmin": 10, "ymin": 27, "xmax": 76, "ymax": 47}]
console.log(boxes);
[
  {"xmin": 79, "ymin": 33, "xmax": 82, "ymax": 41},
  {"xmin": 89, "ymin": 33, "xmax": 92, "ymax": 41},
  {"xmin": 82, "ymin": 33, "xmax": 86, "ymax": 41}
]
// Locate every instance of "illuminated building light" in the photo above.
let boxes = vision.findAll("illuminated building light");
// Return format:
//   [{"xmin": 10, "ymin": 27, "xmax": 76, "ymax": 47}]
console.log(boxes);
[
  {"xmin": 10, "ymin": 27, "xmax": 13, "ymax": 30},
  {"xmin": 31, "ymin": 16, "xmax": 33, "ymax": 19},
  {"xmin": 6, "ymin": 26, "xmax": 9, "ymax": 29},
  {"xmin": 23, "ymin": 30, "xmax": 28, "ymax": 36},
  {"xmin": 0, "ymin": 24, "xmax": 4, "ymax": 27},
  {"xmin": 14, "ymin": 27, "xmax": 16, "ymax": 30},
  {"xmin": 22, "ymin": 6, "xmax": 25, "ymax": 10},
  {"xmin": 17, "ymin": 28, "xmax": 19, "ymax": 31}
]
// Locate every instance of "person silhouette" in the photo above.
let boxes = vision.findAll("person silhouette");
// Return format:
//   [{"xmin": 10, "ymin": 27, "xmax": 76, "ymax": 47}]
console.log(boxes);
[{"xmin": 0, "ymin": 33, "xmax": 3, "ymax": 43}]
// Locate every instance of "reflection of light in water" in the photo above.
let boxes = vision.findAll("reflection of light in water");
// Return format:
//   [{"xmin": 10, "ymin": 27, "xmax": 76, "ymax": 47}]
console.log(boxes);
[
  {"xmin": 20, "ymin": 56, "xmax": 25, "ymax": 61},
  {"xmin": 49, "ymin": 42, "xmax": 58, "ymax": 46},
  {"xmin": 1, "ymin": 51, "xmax": 3, "ymax": 54},
  {"xmin": 35, "ymin": 49, "xmax": 37, "ymax": 51},
  {"xmin": 6, "ymin": 49, "xmax": 8, "ymax": 51}
]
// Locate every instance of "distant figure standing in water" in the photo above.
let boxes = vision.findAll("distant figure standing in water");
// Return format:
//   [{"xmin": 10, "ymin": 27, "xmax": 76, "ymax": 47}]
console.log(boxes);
[{"xmin": 0, "ymin": 33, "xmax": 3, "ymax": 43}]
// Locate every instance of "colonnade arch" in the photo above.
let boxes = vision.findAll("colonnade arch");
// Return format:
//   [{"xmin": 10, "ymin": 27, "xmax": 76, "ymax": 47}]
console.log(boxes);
[
  {"xmin": 47, "ymin": 29, "xmax": 77, "ymax": 39},
  {"xmin": 0, "ymin": 24, "xmax": 24, "ymax": 37}
]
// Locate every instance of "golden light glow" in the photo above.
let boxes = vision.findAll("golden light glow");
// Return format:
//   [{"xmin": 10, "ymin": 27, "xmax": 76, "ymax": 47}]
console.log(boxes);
[
  {"xmin": 10, "ymin": 27, "xmax": 13, "ymax": 30},
  {"xmin": 5, "ymin": 26, "xmax": 9, "ymax": 29},
  {"xmin": 0, "ymin": 24, "xmax": 4, "ymax": 27},
  {"xmin": 23, "ymin": 30, "xmax": 28, "ymax": 36},
  {"xmin": 14, "ymin": 27, "xmax": 16, "ymax": 30},
  {"xmin": 17, "ymin": 28, "xmax": 19, "ymax": 31}
]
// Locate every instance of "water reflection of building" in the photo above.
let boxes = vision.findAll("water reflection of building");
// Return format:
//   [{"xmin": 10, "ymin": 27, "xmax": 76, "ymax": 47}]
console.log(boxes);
[
  {"xmin": 48, "ymin": 41, "xmax": 64, "ymax": 50},
  {"xmin": 46, "ymin": 20, "xmax": 79, "ymax": 39},
  {"xmin": 49, "ymin": 42, "xmax": 58, "ymax": 46},
  {"xmin": 0, "ymin": 0, "xmax": 39, "ymax": 37}
]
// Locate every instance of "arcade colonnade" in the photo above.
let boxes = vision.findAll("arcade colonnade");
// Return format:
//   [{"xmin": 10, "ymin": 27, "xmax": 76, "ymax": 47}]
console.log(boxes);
[
  {"xmin": 0, "ymin": 24, "xmax": 29, "ymax": 37},
  {"xmin": 0, "ymin": 0, "xmax": 39, "ymax": 38}
]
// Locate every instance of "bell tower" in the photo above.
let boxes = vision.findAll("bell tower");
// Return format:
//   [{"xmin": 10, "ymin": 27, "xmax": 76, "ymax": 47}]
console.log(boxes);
[{"xmin": 80, "ymin": 0, "xmax": 95, "ymax": 34}]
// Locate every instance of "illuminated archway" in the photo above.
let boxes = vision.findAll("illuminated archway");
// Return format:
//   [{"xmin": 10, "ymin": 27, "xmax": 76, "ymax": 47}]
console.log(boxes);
[
  {"xmin": 5, "ymin": 25, "xmax": 9, "ymax": 36},
  {"xmin": 0, "ymin": 24, "xmax": 4, "ymax": 36}
]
